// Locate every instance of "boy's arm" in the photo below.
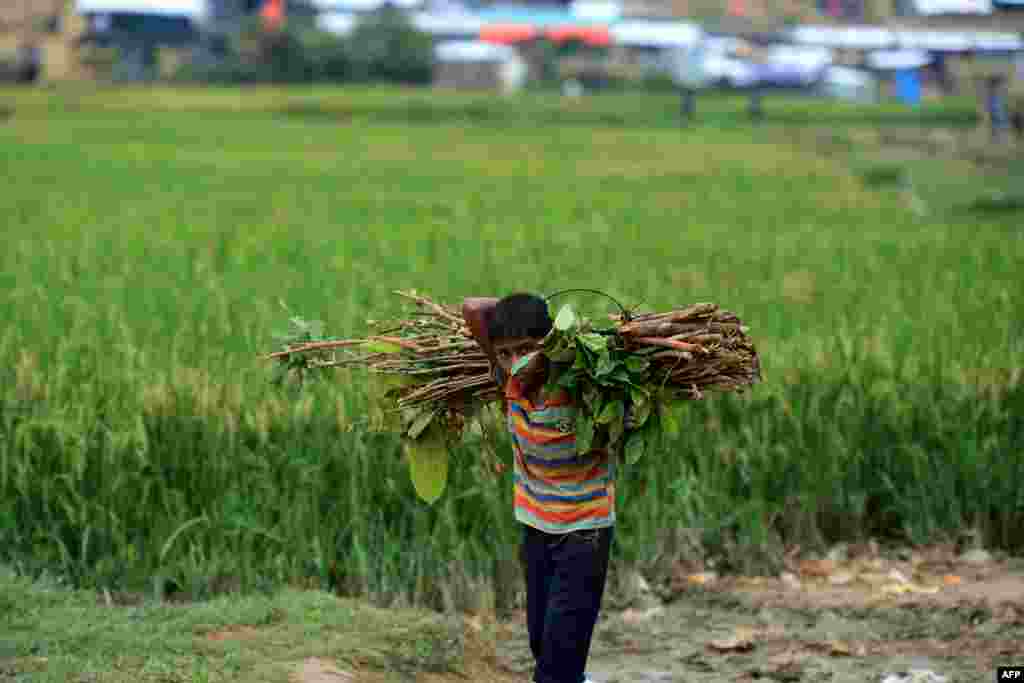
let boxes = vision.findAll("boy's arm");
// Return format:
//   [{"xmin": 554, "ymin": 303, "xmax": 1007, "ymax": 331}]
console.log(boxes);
[
  {"xmin": 461, "ymin": 297, "xmax": 506, "ymax": 412},
  {"xmin": 461, "ymin": 297, "xmax": 500, "ymax": 368}
]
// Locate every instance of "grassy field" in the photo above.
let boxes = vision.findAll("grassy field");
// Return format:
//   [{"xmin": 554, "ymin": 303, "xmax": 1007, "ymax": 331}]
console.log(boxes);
[{"xmin": 1, "ymin": 85, "xmax": 1022, "ymax": 620}]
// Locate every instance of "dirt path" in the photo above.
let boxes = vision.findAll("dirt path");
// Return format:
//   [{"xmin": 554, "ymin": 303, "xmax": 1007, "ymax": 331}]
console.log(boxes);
[
  {"xmin": 489, "ymin": 544, "xmax": 1024, "ymax": 683},
  {"xmin": 282, "ymin": 543, "xmax": 1023, "ymax": 683}
]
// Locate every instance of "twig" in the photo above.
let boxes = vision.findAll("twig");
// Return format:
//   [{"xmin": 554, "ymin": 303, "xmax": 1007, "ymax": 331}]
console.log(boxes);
[
  {"xmin": 264, "ymin": 339, "xmax": 367, "ymax": 360},
  {"xmin": 632, "ymin": 337, "xmax": 705, "ymax": 353}
]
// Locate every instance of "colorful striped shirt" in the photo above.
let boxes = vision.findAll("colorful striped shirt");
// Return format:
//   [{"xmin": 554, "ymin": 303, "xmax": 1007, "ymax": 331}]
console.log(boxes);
[{"xmin": 494, "ymin": 365, "xmax": 616, "ymax": 534}]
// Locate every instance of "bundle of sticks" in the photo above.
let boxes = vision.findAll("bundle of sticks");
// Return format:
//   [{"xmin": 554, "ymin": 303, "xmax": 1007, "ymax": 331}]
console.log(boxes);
[
  {"xmin": 266, "ymin": 290, "xmax": 760, "ymax": 412},
  {"xmin": 265, "ymin": 290, "xmax": 503, "ymax": 409},
  {"xmin": 610, "ymin": 302, "xmax": 762, "ymax": 400}
]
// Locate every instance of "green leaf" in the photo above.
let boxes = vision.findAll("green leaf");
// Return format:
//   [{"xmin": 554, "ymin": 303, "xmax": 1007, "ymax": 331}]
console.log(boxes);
[
  {"xmin": 404, "ymin": 424, "xmax": 449, "ymax": 505},
  {"xmin": 628, "ymin": 388, "xmax": 652, "ymax": 429},
  {"xmin": 608, "ymin": 369, "xmax": 633, "ymax": 385},
  {"xmin": 595, "ymin": 355, "xmax": 619, "ymax": 377},
  {"xmin": 554, "ymin": 304, "xmax": 578, "ymax": 333},
  {"xmin": 625, "ymin": 430, "xmax": 647, "ymax": 465},
  {"xmin": 407, "ymin": 408, "xmax": 438, "ymax": 439},
  {"xmin": 557, "ymin": 371, "xmax": 579, "ymax": 389},
  {"xmin": 625, "ymin": 356, "xmax": 650, "ymax": 374},
  {"xmin": 577, "ymin": 333, "xmax": 608, "ymax": 354},
  {"xmin": 363, "ymin": 340, "xmax": 405, "ymax": 354},
  {"xmin": 576, "ymin": 411, "xmax": 595, "ymax": 454},
  {"xmin": 607, "ymin": 413, "xmax": 625, "ymax": 449},
  {"xmin": 596, "ymin": 399, "xmax": 624, "ymax": 425}
]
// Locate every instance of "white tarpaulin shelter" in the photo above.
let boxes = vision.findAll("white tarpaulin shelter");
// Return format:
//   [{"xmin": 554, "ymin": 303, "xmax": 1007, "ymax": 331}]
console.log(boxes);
[
  {"xmin": 867, "ymin": 49, "xmax": 931, "ymax": 70},
  {"xmin": 789, "ymin": 25, "xmax": 894, "ymax": 50},
  {"xmin": 76, "ymin": 0, "xmax": 206, "ymax": 17},
  {"xmin": 433, "ymin": 39, "xmax": 527, "ymax": 92},
  {"xmin": 570, "ymin": 0, "xmax": 622, "ymax": 22},
  {"xmin": 912, "ymin": 0, "xmax": 992, "ymax": 14},
  {"xmin": 893, "ymin": 30, "xmax": 972, "ymax": 51},
  {"xmin": 971, "ymin": 32, "xmax": 1024, "ymax": 51},
  {"xmin": 822, "ymin": 66, "xmax": 877, "ymax": 102},
  {"xmin": 610, "ymin": 21, "xmax": 702, "ymax": 48},
  {"xmin": 412, "ymin": 12, "xmax": 483, "ymax": 37},
  {"xmin": 318, "ymin": 10, "xmax": 483, "ymax": 37},
  {"xmin": 435, "ymin": 40, "xmax": 515, "ymax": 62},
  {"xmin": 310, "ymin": 0, "xmax": 422, "ymax": 11},
  {"xmin": 317, "ymin": 12, "xmax": 356, "ymax": 35}
]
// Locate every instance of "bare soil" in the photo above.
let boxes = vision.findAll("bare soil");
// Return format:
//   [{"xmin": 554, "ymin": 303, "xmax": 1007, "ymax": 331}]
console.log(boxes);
[{"xmin": 281, "ymin": 544, "xmax": 1024, "ymax": 683}]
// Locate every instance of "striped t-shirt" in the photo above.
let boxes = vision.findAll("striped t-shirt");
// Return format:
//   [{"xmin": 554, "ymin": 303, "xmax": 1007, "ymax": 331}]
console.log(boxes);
[{"xmin": 494, "ymin": 365, "xmax": 616, "ymax": 534}]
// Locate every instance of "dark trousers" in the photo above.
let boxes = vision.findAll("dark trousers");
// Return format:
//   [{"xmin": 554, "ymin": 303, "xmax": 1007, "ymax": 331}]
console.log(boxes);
[{"xmin": 520, "ymin": 523, "xmax": 614, "ymax": 683}]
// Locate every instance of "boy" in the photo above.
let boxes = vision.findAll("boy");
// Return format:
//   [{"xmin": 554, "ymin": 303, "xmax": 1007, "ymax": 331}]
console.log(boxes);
[{"xmin": 462, "ymin": 292, "xmax": 633, "ymax": 683}]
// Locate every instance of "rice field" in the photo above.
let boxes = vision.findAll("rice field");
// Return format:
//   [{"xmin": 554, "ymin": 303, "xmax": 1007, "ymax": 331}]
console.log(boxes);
[{"xmin": 1, "ymin": 85, "xmax": 1021, "ymax": 609}]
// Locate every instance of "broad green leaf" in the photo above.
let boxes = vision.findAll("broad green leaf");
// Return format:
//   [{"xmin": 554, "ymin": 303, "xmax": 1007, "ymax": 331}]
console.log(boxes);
[
  {"xmin": 595, "ymin": 355, "xmax": 619, "ymax": 377},
  {"xmin": 625, "ymin": 430, "xmax": 647, "ymax": 465},
  {"xmin": 554, "ymin": 305, "xmax": 578, "ymax": 333},
  {"xmin": 627, "ymin": 389, "xmax": 652, "ymax": 429},
  {"xmin": 625, "ymin": 356, "xmax": 650, "ymax": 374},
  {"xmin": 577, "ymin": 333, "xmax": 608, "ymax": 354},
  {"xmin": 630, "ymin": 385, "xmax": 652, "ymax": 402},
  {"xmin": 596, "ymin": 399, "xmax": 624, "ymax": 425},
  {"xmin": 608, "ymin": 421, "xmax": 625, "ymax": 450},
  {"xmin": 404, "ymin": 424, "xmax": 449, "ymax": 504},
  {"xmin": 407, "ymin": 408, "xmax": 438, "ymax": 439},
  {"xmin": 557, "ymin": 371, "xmax": 579, "ymax": 389},
  {"xmin": 608, "ymin": 369, "xmax": 633, "ymax": 385},
  {"xmin": 363, "ymin": 340, "xmax": 405, "ymax": 354},
  {"xmin": 576, "ymin": 411, "xmax": 595, "ymax": 454}
]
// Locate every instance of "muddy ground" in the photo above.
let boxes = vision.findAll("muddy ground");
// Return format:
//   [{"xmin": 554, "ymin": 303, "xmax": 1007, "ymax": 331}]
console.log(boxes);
[
  {"xmin": 483, "ymin": 543, "xmax": 1024, "ymax": 683},
  {"xmin": 289, "ymin": 543, "xmax": 1024, "ymax": 683}
]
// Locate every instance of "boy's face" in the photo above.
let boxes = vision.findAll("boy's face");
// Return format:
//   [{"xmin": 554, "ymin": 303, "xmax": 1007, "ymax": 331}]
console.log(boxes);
[{"xmin": 494, "ymin": 337, "xmax": 547, "ymax": 386}]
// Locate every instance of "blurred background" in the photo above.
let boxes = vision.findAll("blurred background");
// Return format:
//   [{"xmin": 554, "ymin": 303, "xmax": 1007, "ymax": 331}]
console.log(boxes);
[{"xmin": 0, "ymin": 0, "xmax": 1022, "ymax": 118}]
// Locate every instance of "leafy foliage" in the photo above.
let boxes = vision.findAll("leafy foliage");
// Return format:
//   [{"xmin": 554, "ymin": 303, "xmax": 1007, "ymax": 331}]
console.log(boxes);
[
  {"xmin": 539, "ymin": 303, "xmax": 682, "ymax": 465},
  {"xmin": 176, "ymin": 5, "xmax": 432, "ymax": 85},
  {"xmin": 344, "ymin": 4, "xmax": 434, "ymax": 85}
]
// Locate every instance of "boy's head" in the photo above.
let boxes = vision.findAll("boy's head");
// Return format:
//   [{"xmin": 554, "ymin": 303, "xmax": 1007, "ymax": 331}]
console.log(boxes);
[{"xmin": 486, "ymin": 292, "xmax": 552, "ymax": 383}]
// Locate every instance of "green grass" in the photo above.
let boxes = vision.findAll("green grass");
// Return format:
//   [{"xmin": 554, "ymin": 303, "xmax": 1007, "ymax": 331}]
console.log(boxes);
[
  {"xmin": 0, "ymin": 565, "xmax": 473, "ymax": 682},
  {"xmin": 0, "ymin": 85, "xmax": 1021, "ymax": 610}
]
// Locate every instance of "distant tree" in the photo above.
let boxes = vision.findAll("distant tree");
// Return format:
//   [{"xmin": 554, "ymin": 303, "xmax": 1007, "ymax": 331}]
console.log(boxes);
[
  {"xmin": 343, "ymin": 3, "xmax": 434, "ymax": 85},
  {"xmin": 176, "ymin": 0, "xmax": 430, "ymax": 85}
]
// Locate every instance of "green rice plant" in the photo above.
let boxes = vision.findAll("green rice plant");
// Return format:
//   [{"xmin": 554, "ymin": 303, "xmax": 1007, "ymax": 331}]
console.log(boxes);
[{"xmin": 0, "ymin": 86, "xmax": 1020, "ymax": 607}]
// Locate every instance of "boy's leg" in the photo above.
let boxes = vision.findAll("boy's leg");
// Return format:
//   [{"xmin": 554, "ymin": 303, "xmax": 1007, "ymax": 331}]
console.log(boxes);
[
  {"xmin": 521, "ymin": 523, "xmax": 554, "ymax": 672},
  {"xmin": 533, "ymin": 526, "xmax": 614, "ymax": 683}
]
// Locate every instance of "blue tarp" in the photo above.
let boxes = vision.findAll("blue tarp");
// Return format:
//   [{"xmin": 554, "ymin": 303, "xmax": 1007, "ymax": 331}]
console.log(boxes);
[{"xmin": 894, "ymin": 68, "xmax": 921, "ymax": 105}]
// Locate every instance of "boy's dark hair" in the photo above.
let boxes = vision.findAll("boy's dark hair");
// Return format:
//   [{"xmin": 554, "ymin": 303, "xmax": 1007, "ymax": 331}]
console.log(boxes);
[{"xmin": 486, "ymin": 292, "xmax": 553, "ymax": 344}]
